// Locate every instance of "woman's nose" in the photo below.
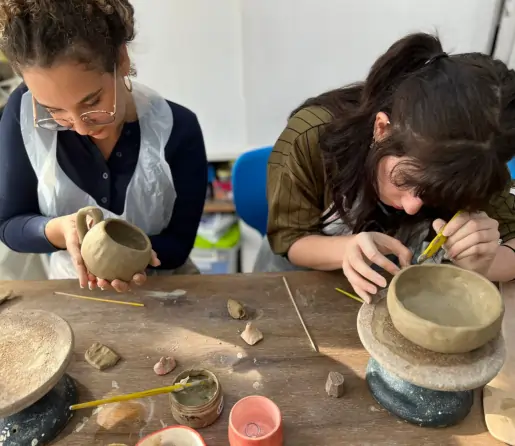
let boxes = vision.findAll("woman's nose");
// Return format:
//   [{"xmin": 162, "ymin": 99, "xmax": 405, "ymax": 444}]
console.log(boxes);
[
  {"xmin": 72, "ymin": 119, "xmax": 90, "ymax": 136},
  {"xmin": 403, "ymin": 195, "xmax": 423, "ymax": 215}
]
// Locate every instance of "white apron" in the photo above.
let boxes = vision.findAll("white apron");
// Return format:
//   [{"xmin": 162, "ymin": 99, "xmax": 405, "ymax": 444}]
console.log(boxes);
[{"xmin": 20, "ymin": 82, "xmax": 177, "ymax": 279}]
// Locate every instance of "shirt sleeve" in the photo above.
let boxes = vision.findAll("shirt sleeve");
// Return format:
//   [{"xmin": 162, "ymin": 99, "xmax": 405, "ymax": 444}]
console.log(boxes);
[
  {"xmin": 267, "ymin": 107, "xmax": 329, "ymax": 256},
  {"xmin": 486, "ymin": 180, "xmax": 515, "ymax": 243},
  {"xmin": 0, "ymin": 85, "xmax": 57, "ymax": 253},
  {"xmin": 149, "ymin": 105, "xmax": 207, "ymax": 270}
]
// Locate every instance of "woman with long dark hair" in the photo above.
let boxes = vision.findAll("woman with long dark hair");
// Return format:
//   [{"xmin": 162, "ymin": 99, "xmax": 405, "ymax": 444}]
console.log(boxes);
[{"xmin": 255, "ymin": 33, "xmax": 515, "ymax": 303}]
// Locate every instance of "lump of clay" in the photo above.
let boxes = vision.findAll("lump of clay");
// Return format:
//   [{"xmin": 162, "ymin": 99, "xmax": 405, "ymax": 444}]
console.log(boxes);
[
  {"xmin": 241, "ymin": 322, "xmax": 263, "ymax": 346},
  {"xmin": 227, "ymin": 298, "xmax": 246, "ymax": 319},
  {"xmin": 153, "ymin": 356, "xmax": 177, "ymax": 376},
  {"xmin": 325, "ymin": 371, "xmax": 345, "ymax": 398},
  {"xmin": 85, "ymin": 342, "xmax": 120, "ymax": 370},
  {"xmin": 97, "ymin": 400, "xmax": 147, "ymax": 431}
]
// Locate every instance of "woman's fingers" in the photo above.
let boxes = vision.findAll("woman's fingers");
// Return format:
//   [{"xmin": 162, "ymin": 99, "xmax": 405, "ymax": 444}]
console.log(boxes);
[
  {"xmin": 96, "ymin": 278, "xmax": 111, "ymax": 290},
  {"xmin": 350, "ymin": 254, "xmax": 387, "ymax": 288},
  {"xmin": 375, "ymin": 234, "xmax": 413, "ymax": 268},
  {"xmin": 67, "ymin": 238, "xmax": 88, "ymax": 288},
  {"xmin": 150, "ymin": 250, "xmax": 161, "ymax": 267},
  {"xmin": 111, "ymin": 279, "xmax": 130, "ymax": 293},
  {"xmin": 132, "ymin": 272, "xmax": 147, "ymax": 286},
  {"xmin": 446, "ymin": 228, "xmax": 499, "ymax": 260}
]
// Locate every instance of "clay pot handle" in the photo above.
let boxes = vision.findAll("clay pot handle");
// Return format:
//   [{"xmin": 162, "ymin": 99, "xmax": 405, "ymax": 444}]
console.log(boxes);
[{"xmin": 76, "ymin": 206, "xmax": 104, "ymax": 244}]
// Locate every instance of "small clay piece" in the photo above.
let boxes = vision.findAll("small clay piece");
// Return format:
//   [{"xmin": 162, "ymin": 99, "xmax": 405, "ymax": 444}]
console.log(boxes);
[
  {"xmin": 241, "ymin": 322, "xmax": 263, "ymax": 346},
  {"xmin": 153, "ymin": 356, "xmax": 177, "ymax": 375},
  {"xmin": 76, "ymin": 206, "xmax": 152, "ymax": 282},
  {"xmin": 227, "ymin": 298, "xmax": 246, "ymax": 319},
  {"xmin": 85, "ymin": 342, "xmax": 120, "ymax": 370},
  {"xmin": 325, "ymin": 371, "xmax": 345, "ymax": 398},
  {"xmin": 387, "ymin": 264, "xmax": 504, "ymax": 353},
  {"xmin": 0, "ymin": 289, "xmax": 14, "ymax": 305},
  {"xmin": 97, "ymin": 400, "xmax": 147, "ymax": 430}
]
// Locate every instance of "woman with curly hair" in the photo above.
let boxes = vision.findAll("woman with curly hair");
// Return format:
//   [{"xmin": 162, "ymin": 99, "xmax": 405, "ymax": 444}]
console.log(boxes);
[
  {"xmin": 0, "ymin": 0, "xmax": 207, "ymax": 291},
  {"xmin": 256, "ymin": 33, "xmax": 515, "ymax": 303}
]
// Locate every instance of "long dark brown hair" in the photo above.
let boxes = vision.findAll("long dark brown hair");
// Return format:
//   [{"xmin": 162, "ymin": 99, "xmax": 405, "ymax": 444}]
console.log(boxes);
[{"xmin": 293, "ymin": 33, "xmax": 515, "ymax": 235}]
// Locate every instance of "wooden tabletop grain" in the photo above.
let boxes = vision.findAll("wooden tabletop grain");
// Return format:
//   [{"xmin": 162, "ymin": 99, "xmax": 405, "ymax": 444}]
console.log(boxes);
[{"xmin": 1, "ymin": 271, "xmax": 505, "ymax": 446}]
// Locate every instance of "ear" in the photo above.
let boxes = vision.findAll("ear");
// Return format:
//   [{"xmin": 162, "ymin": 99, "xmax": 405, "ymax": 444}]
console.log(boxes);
[
  {"xmin": 373, "ymin": 112, "xmax": 391, "ymax": 141},
  {"xmin": 117, "ymin": 45, "xmax": 131, "ymax": 77}
]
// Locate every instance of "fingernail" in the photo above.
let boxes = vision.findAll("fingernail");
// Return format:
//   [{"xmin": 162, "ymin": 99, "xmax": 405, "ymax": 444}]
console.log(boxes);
[
  {"xmin": 88, "ymin": 282, "xmax": 93, "ymax": 290},
  {"xmin": 80, "ymin": 284, "xmax": 84, "ymax": 289},
  {"xmin": 100, "ymin": 287, "xmax": 106, "ymax": 291}
]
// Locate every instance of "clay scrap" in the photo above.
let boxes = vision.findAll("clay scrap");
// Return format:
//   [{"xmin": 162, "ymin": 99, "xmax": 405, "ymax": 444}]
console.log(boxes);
[
  {"xmin": 85, "ymin": 342, "xmax": 120, "ymax": 370},
  {"xmin": 325, "ymin": 371, "xmax": 345, "ymax": 398},
  {"xmin": 97, "ymin": 400, "xmax": 147, "ymax": 431},
  {"xmin": 227, "ymin": 298, "xmax": 246, "ymax": 319},
  {"xmin": 153, "ymin": 356, "xmax": 177, "ymax": 376},
  {"xmin": 0, "ymin": 290, "xmax": 16, "ymax": 306},
  {"xmin": 241, "ymin": 322, "xmax": 263, "ymax": 346}
]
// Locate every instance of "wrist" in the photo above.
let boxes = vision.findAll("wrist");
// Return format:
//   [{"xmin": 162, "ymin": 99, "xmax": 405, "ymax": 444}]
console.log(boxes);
[{"xmin": 44, "ymin": 216, "xmax": 68, "ymax": 249}]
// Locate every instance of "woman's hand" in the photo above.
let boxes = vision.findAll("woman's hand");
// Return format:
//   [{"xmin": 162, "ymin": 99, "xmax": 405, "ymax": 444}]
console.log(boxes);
[
  {"xmin": 95, "ymin": 250, "xmax": 161, "ymax": 293},
  {"xmin": 342, "ymin": 232, "xmax": 412, "ymax": 304},
  {"xmin": 433, "ymin": 211, "xmax": 499, "ymax": 275}
]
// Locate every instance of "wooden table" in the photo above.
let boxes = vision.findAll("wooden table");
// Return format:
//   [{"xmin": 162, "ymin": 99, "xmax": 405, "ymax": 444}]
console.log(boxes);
[{"xmin": 2, "ymin": 271, "xmax": 505, "ymax": 445}]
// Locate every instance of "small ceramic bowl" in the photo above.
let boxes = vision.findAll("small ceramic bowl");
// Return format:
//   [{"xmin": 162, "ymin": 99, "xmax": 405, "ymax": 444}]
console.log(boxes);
[
  {"xmin": 137, "ymin": 425, "xmax": 206, "ymax": 446},
  {"xmin": 387, "ymin": 264, "xmax": 504, "ymax": 353},
  {"xmin": 228, "ymin": 395, "xmax": 283, "ymax": 446}
]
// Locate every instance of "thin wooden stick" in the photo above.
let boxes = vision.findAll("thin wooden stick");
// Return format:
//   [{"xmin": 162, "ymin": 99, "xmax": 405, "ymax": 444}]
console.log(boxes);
[
  {"xmin": 282, "ymin": 276, "xmax": 318, "ymax": 352},
  {"xmin": 335, "ymin": 287, "xmax": 364, "ymax": 304},
  {"xmin": 70, "ymin": 379, "xmax": 212, "ymax": 410},
  {"xmin": 54, "ymin": 291, "xmax": 144, "ymax": 307}
]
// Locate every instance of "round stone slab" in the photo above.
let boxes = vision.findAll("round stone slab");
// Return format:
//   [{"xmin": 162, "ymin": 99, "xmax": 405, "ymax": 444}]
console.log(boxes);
[
  {"xmin": 357, "ymin": 298, "xmax": 505, "ymax": 391},
  {"xmin": 0, "ymin": 310, "xmax": 73, "ymax": 417}
]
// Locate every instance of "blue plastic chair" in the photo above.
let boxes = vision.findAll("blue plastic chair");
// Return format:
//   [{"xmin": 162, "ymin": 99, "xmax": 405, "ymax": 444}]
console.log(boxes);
[
  {"xmin": 232, "ymin": 146, "xmax": 273, "ymax": 236},
  {"xmin": 509, "ymin": 159, "xmax": 515, "ymax": 179}
]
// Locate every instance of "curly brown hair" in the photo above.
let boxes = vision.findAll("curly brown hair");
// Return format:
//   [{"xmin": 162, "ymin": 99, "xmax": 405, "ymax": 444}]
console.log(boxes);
[{"xmin": 0, "ymin": 0, "xmax": 135, "ymax": 73}]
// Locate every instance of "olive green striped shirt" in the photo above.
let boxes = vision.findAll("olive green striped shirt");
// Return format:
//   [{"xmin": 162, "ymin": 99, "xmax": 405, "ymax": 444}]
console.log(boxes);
[{"xmin": 266, "ymin": 106, "xmax": 515, "ymax": 255}]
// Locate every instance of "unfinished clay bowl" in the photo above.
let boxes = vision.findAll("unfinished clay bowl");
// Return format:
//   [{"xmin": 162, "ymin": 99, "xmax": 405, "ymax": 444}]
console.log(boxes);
[
  {"xmin": 76, "ymin": 206, "xmax": 152, "ymax": 282},
  {"xmin": 387, "ymin": 264, "xmax": 503, "ymax": 354}
]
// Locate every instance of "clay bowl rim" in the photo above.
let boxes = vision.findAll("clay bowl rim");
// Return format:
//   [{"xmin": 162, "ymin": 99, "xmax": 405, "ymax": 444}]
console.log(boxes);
[
  {"xmin": 136, "ymin": 425, "xmax": 206, "ymax": 446},
  {"xmin": 228, "ymin": 395, "xmax": 283, "ymax": 442},
  {"xmin": 389, "ymin": 263, "xmax": 503, "ymax": 331},
  {"xmin": 169, "ymin": 368, "xmax": 220, "ymax": 408},
  {"xmin": 103, "ymin": 218, "xmax": 151, "ymax": 253},
  {"xmin": 0, "ymin": 309, "xmax": 74, "ymax": 418}
]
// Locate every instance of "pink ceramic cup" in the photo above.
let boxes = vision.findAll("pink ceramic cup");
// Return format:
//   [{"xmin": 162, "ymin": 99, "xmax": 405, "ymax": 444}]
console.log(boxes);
[
  {"xmin": 137, "ymin": 425, "xmax": 206, "ymax": 446},
  {"xmin": 228, "ymin": 395, "xmax": 283, "ymax": 446}
]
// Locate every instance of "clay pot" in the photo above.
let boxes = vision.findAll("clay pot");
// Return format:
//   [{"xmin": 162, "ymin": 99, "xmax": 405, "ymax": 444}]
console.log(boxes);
[
  {"xmin": 76, "ymin": 206, "xmax": 152, "ymax": 282},
  {"xmin": 387, "ymin": 264, "xmax": 504, "ymax": 354},
  {"xmin": 169, "ymin": 368, "xmax": 223, "ymax": 429}
]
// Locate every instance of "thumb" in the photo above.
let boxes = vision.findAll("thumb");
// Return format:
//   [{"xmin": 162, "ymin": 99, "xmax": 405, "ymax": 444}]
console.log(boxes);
[{"xmin": 432, "ymin": 219, "xmax": 446, "ymax": 234}]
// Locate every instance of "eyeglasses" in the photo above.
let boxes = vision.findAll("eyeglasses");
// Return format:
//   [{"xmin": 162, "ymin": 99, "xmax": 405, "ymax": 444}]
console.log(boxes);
[{"xmin": 32, "ymin": 67, "xmax": 117, "ymax": 131}]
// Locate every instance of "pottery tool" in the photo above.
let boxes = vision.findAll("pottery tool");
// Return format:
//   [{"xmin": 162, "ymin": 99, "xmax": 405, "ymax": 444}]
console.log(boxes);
[
  {"xmin": 335, "ymin": 287, "xmax": 364, "ymax": 304},
  {"xmin": 54, "ymin": 291, "xmax": 144, "ymax": 307},
  {"xmin": 416, "ymin": 210, "xmax": 462, "ymax": 264},
  {"xmin": 483, "ymin": 281, "xmax": 515, "ymax": 445},
  {"xmin": 282, "ymin": 276, "xmax": 318, "ymax": 352},
  {"xmin": 70, "ymin": 379, "xmax": 213, "ymax": 410}
]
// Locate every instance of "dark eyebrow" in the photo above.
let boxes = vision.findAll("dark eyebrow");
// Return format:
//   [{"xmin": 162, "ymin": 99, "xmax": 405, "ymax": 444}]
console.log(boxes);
[{"xmin": 38, "ymin": 88, "xmax": 103, "ymax": 109}]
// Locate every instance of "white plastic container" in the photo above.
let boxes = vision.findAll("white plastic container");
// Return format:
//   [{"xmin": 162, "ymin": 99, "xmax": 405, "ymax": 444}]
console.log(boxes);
[{"xmin": 191, "ymin": 246, "xmax": 239, "ymax": 274}]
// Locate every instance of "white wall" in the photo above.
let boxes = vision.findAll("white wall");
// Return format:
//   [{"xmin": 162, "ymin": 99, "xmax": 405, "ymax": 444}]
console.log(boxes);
[
  {"xmin": 129, "ymin": 0, "xmax": 500, "ymax": 161},
  {"xmin": 129, "ymin": 0, "xmax": 246, "ymax": 161}
]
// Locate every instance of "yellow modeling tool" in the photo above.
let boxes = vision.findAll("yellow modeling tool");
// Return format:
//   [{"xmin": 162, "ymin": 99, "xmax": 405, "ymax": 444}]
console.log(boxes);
[
  {"xmin": 416, "ymin": 210, "xmax": 463, "ymax": 264},
  {"xmin": 70, "ymin": 379, "xmax": 213, "ymax": 410}
]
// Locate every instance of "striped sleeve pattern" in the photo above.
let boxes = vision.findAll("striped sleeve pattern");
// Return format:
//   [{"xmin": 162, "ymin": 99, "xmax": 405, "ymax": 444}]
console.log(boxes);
[
  {"xmin": 266, "ymin": 106, "xmax": 333, "ymax": 255},
  {"xmin": 486, "ymin": 180, "xmax": 515, "ymax": 243}
]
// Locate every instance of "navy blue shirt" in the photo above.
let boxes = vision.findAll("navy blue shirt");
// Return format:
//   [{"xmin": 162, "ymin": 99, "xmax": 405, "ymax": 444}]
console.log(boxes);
[{"xmin": 0, "ymin": 84, "xmax": 207, "ymax": 270}]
